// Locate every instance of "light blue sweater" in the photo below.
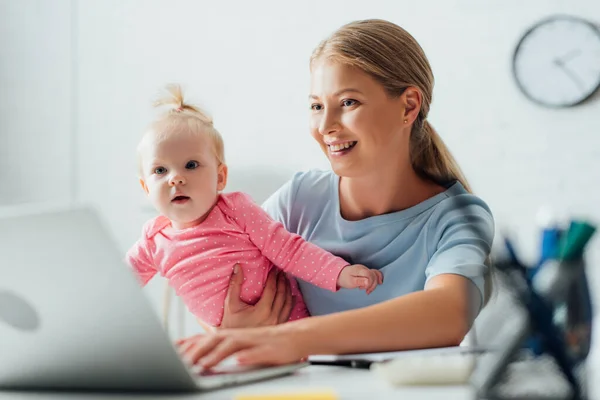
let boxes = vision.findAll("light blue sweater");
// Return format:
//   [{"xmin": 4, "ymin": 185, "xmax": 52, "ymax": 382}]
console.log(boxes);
[{"xmin": 262, "ymin": 169, "xmax": 495, "ymax": 316}]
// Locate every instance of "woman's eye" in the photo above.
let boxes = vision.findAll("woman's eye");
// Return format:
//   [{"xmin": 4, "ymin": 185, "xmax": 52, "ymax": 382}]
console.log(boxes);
[
  {"xmin": 342, "ymin": 99, "xmax": 357, "ymax": 107},
  {"xmin": 154, "ymin": 167, "xmax": 167, "ymax": 175},
  {"xmin": 186, "ymin": 161, "xmax": 199, "ymax": 169},
  {"xmin": 310, "ymin": 103, "xmax": 323, "ymax": 111}
]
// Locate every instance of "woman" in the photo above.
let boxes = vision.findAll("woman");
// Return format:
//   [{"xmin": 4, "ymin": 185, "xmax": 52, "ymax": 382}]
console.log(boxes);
[{"xmin": 179, "ymin": 18, "xmax": 494, "ymax": 368}]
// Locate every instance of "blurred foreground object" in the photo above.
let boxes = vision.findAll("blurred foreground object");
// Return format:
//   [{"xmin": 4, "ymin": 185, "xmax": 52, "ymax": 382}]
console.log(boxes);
[{"xmin": 471, "ymin": 219, "xmax": 596, "ymax": 399}]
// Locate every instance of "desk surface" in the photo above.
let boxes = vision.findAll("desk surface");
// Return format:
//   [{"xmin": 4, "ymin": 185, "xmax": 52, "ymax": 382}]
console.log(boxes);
[{"xmin": 0, "ymin": 366, "xmax": 474, "ymax": 400}]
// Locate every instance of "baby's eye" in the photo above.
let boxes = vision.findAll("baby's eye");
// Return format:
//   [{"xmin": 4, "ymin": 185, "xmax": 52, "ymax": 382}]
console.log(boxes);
[
  {"xmin": 154, "ymin": 166, "xmax": 167, "ymax": 175},
  {"xmin": 342, "ymin": 99, "xmax": 357, "ymax": 107},
  {"xmin": 186, "ymin": 160, "xmax": 199, "ymax": 169},
  {"xmin": 310, "ymin": 103, "xmax": 323, "ymax": 111}
]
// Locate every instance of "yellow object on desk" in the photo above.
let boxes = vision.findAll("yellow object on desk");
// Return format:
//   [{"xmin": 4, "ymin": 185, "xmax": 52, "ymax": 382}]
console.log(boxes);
[{"xmin": 234, "ymin": 390, "xmax": 338, "ymax": 400}]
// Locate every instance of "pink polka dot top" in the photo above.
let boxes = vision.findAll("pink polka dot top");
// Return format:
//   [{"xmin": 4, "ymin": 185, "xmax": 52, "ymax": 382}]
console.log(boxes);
[{"xmin": 126, "ymin": 192, "xmax": 349, "ymax": 326}]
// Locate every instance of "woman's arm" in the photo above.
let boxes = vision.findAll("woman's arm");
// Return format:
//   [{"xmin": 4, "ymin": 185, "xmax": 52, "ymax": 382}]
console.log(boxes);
[
  {"xmin": 298, "ymin": 274, "xmax": 481, "ymax": 355},
  {"xmin": 181, "ymin": 273, "xmax": 482, "ymax": 367}
]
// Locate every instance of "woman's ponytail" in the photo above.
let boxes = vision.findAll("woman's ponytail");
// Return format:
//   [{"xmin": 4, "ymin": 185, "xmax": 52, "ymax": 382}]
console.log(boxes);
[{"xmin": 410, "ymin": 119, "xmax": 472, "ymax": 193}]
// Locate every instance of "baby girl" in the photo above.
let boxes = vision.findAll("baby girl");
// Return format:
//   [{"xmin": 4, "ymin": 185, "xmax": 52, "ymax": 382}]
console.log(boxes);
[{"xmin": 126, "ymin": 84, "xmax": 383, "ymax": 328}]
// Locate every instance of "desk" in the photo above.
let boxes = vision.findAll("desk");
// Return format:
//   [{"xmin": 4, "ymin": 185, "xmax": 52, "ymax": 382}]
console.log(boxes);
[{"xmin": 0, "ymin": 366, "xmax": 474, "ymax": 400}]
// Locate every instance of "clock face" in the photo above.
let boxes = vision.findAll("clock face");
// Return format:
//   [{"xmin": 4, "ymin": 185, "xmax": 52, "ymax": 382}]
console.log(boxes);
[{"xmin": 512, "ymin": 15, "xmax": 600, "ymax": 107}]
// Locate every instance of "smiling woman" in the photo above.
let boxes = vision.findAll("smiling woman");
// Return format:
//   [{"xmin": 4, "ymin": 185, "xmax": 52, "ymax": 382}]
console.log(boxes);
[{"xmin": 178, "ymin": 19, "xmax": 494, "ymax": 369}]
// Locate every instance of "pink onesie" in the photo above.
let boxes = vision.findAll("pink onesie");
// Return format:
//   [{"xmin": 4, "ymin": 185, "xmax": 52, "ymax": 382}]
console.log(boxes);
[{"xmin": 126, "ymin": 191, "xmax": 349, "ymax": 326}]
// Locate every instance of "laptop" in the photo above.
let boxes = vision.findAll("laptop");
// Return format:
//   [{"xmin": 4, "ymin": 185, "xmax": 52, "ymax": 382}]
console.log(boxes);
[{"xmin": 0, "ymin": 205, "xmax": 307, "ymax": 392}]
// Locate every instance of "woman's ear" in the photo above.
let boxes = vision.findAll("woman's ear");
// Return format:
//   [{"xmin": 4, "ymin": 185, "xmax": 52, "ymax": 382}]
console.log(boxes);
[
  {"xmin": 217, "ymin": 164, "xmax": 228, "ymax": 191},
  {"xmin": 139, "ymin": 178, "xmax": 149, "ymax": 194},
  {"xmin": 401, "ymin": 87, "xmax": 422, "ymax": 124}
]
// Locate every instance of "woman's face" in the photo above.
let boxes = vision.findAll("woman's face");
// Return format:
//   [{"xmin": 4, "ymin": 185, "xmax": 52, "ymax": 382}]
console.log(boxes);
[{"xmin": 309, "ymin": 60, "xmax": 409, "ymax": 178}]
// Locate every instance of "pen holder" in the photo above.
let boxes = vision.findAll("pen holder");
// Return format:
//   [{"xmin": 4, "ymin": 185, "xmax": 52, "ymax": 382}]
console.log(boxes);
[
  {"xmin": 535, "ymin": 258, "xmax": 593, "ymax": 364},
  {"xmin": 564, "ymin": 260, "xmax": 593, "ymax": 364},
  {"xmin": 470, "ymin": 256, "xmax": 592, "ymax": 399}
]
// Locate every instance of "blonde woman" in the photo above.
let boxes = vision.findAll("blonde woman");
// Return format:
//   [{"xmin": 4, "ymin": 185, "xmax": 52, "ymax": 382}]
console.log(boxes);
[{"xmin": 178, "ymin": 18, "xmax": 495, "ymax": 368}]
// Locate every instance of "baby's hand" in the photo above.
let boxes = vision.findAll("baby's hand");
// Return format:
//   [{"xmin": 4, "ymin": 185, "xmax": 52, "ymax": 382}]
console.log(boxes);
[{"xmin": 337, "ymin": 264, "xmax": 383, "ymax": 294}]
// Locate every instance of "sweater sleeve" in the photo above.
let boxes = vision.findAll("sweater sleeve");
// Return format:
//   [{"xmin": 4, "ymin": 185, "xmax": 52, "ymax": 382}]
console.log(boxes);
[{"xmin": 223, "ymin": 192, "xmax": 349, "ymax": 292}]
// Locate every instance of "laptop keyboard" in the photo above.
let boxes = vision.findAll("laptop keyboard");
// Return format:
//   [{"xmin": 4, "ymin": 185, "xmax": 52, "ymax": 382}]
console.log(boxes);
[{"xmin": 190, "ymin": 363, "xmax": 270, "ymax": 377}]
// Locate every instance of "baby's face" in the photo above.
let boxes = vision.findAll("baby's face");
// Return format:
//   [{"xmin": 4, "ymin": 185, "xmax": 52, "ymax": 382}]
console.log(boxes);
[{"xmin": 140, "ymin": 132, "xmax": 226, "ymax": 229}]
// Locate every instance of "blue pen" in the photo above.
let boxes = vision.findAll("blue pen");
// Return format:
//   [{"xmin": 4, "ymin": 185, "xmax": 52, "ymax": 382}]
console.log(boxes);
[
  {"xmin": 531, "ymin": 227, "xmax": 562, "ymax": 276},
  {"xmin": 530, "ymin": 207, "xmax": 562, "ymax": 279}
]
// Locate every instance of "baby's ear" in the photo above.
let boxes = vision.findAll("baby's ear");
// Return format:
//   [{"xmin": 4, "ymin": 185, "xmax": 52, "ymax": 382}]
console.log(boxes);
[
  {"xmin": 139, "ymin": 178, "xmax": 149, "ymax": 194},
  {"xmin": 217, "ymin": 164, "xmax": 228, "ymax": 191}
]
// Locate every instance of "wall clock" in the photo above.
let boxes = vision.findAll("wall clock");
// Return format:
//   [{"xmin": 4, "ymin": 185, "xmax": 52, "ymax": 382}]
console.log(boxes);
[{"xmin": 512, "ymin": 15, "xmax": 600, "ymax": 108}]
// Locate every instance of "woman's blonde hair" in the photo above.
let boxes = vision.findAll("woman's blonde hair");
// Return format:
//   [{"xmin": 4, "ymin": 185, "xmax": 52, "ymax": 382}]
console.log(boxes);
[
  {"xmin": 137, "ymin": 84, "xmax": 225, "ymax": 176},
  {"xmin": 310, "ymin": 19, "xmax": 471, "ymax": 193}
]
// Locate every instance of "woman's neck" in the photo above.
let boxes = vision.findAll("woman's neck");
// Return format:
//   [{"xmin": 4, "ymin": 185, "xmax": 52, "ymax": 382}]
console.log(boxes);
[{"xmin": 338, "ymin": 163, "xmax": 446, "ymax": 221}]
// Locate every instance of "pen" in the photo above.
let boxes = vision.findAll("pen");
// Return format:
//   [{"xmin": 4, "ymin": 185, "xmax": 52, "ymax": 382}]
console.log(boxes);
[
  {"xmin": 309, "ymin": 359, "xmax": 372, "ymax": 369},
  {"xmin": 557, "ymin": 220, "xmax": 596, "ymax": 261},
  {"xmin": 531, "ymin": 226, "xmax": 561, "ymax": 277}
]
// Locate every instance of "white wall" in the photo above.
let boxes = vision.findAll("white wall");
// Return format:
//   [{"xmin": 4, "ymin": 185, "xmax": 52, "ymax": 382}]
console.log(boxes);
[
  {"xmin": 72, "ymin": 0, "xmax": 600, "ymax": 260},
  {"xmin": 3, "ymin": 0, "xmax": 600, "ymax": 388},
  {"xmin": 0, "ymin": 0, "xmax": 74, "ymax": 206}
]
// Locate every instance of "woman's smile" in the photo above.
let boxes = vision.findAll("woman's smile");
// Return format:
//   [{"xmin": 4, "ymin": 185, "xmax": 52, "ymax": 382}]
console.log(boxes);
[{"xmin": 327, "ymin": 140, "xmax": 357, "ymax": 156}]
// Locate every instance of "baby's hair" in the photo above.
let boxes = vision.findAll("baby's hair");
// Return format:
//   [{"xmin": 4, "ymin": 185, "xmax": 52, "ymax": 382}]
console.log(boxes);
[
  {"xmin": 137, "ymin": 84, "xmax": 225, "ymax": 176},
  {"xmin": 153, "ymin": 84, "xmax": 213, "ymax": 123}
]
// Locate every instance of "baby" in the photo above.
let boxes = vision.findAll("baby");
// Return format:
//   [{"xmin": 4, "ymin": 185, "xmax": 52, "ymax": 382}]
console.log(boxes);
[{"xmin": 126, "ymin": 84, "xmax": 383, "ymax": 328}]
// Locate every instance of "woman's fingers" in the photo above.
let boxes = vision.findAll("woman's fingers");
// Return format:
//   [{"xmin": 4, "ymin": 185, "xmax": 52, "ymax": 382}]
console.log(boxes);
[
  {"xmin": 178, "ymin": 339, "xmax": 201, "ymax": 359},
  {"xmin": 175, "ymin": 333, "xmax": 202, "ymax": 347},
  {"xmin": 185, "ymin": 334, "xmax": 224, "ymax": 365},
  {"xmin": 278, "ymin": 276, "xmax": 293, "ymax": 323},
  {"xmin": 182, "ymin": 326, "xmax": 307, "ymax": 368},
  {"xmin": 177, "ymin": 340, "xmax": 193, "ymax": 355},
  {"xmin": 223, "ymin": 264, "xmax": 246, "ymax": 313},
  {"xmin": 198, "ymin": 336, "xmax": 248, "ymax": 369},
  {"xmin": 271, "ymin": 271, "xmax": 286, "ymax": 317},
  {"xmin": 220, "ymin": 268, "xmax": 292, "ymax": 328},
  {"xmin": 256, "ymin": 269, "xmax": 278, "ymax": 310}
]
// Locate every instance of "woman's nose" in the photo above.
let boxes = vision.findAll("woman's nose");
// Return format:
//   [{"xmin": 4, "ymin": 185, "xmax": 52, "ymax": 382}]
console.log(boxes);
[
  {"xmin": 169, "ymin": 174, "xmax": 186, "ymax": 186},
  {"xmin": 318, "ymin": 111, "xmax": 341, "ymax": 136}
]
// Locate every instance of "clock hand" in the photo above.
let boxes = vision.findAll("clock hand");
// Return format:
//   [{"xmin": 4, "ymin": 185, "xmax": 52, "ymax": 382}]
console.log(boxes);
[
  {"xmin": 557, "ymin": 49, "xmax": 581, "ymax": 64},
  {"xmin": 553, "ymin": 59, "xmax": 585, "ymax": 91}
]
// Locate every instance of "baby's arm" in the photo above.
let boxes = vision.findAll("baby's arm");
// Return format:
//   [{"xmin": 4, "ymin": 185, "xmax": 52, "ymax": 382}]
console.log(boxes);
[
  {"xmin": 226, "ymin": 192, "xmax": 381, "ymax": 293},
  {"xmin": 125, "ymin": 236, "xmax": 157, "ymax": 286}
]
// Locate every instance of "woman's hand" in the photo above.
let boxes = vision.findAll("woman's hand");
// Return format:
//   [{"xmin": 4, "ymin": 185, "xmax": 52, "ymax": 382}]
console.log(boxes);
[
  {"xmin": 219, "ymin": 264, "xmax": 294, "ymax": 329},
  {"xmin": 177, "ymin": 325, "xmax": 308, "ymax": 369}
]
